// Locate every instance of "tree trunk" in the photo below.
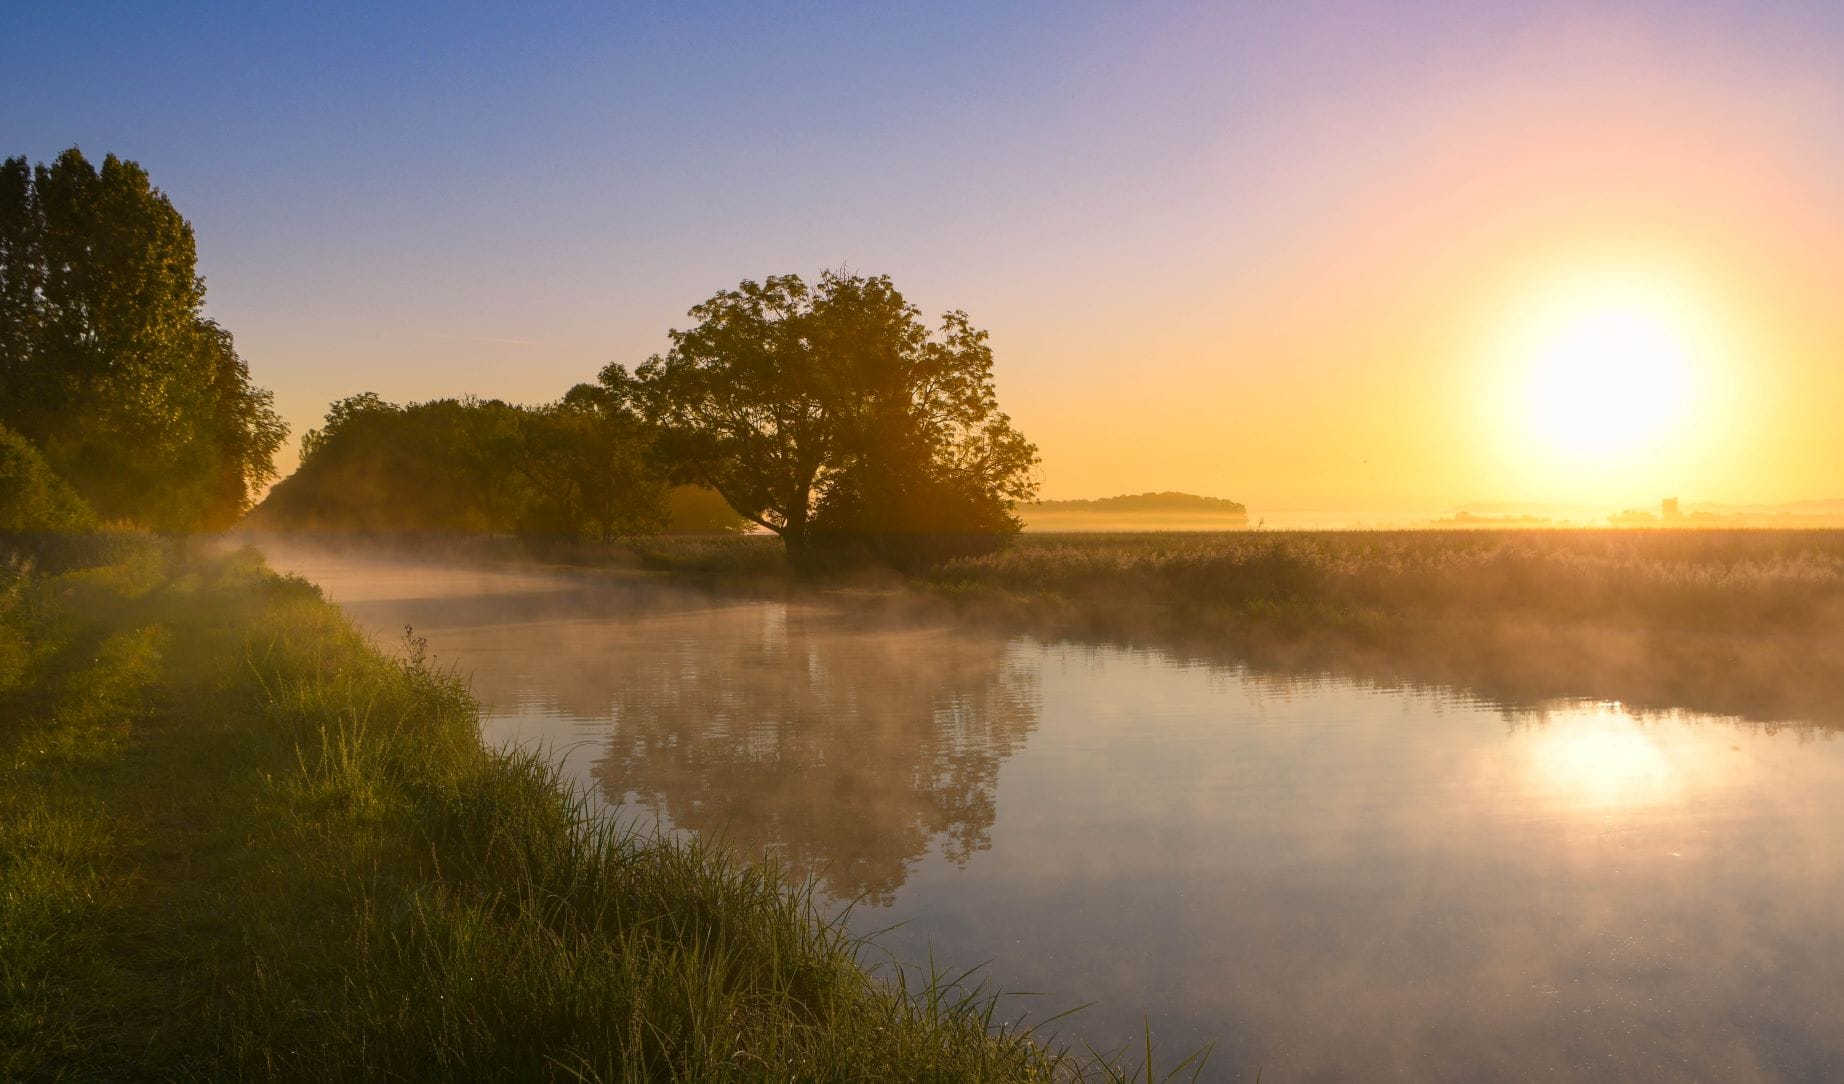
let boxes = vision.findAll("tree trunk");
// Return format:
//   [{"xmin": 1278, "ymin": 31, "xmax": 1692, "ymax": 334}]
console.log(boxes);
[
  {"xmin": 781, "ymin": 486, "xmax": 814, "ymax": 567},
  {"xmin": 780, "ymin": 525, "xmax": 807, "ymax": 567}
]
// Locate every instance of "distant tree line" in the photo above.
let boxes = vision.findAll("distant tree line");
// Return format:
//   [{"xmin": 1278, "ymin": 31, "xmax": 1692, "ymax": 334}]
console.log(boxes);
[
  {"xmin": 1024, "ymin": 492, "xmax": 1247, "ymax": 516},
  {"xmin": 1, "ymin": 148, "xmax": 1040, "ymax": 568},
  {"xmin": 0, "ymin": 149, "xmax": 285, "ymax": 530}
]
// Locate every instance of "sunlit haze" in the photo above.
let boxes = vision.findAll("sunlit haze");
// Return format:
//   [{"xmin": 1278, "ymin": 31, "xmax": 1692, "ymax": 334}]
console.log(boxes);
[
  {"xmin": 1493, "ymin": 267, "xmax": 1719, "ymax": 492},
  {"xmin": 8, "ymin": 3, "xmax": 1841, "ymax": 518}
]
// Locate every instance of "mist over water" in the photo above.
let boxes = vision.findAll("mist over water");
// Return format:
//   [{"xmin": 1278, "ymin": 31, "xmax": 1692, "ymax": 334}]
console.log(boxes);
[{"xmin": 261, "ymin": 539, "xmax": 1844, "ymax": 1082}]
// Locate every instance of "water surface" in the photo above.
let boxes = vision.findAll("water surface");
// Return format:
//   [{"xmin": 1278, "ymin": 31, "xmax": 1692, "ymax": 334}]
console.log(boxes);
[{"xmin": 267, "ymin": 543, "xmax": 1844, "ymax": 1082}]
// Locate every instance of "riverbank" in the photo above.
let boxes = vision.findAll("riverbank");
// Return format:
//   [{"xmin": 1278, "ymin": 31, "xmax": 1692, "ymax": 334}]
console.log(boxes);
[
  {"xmin": 0, "ymin": 539, "xmax": 1128, "ymax": 1079},
  {"xmin": 925, "ymin": 530, "xmax": 1844, "ymax": 727},
  {"xmin": 236, "ymin": 527, "xmax": 1844, "ymax": 727},
  {"xmin": 617, "ymin": 527, "xmax": 1844, "ymax": 727}
]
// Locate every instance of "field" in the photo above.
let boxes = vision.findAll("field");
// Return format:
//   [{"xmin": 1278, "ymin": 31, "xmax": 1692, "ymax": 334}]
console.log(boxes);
[
  {"xmin": 1, "ymin": 538, "xmax": 1185, "ymax": 1080},
  {"xmin": 936, "ymin": 529, "xmax": 1844, "ymax": 632},
  {"xmin": 927, "ymin": 529, "xmax": 1844, "ymax": 726}
]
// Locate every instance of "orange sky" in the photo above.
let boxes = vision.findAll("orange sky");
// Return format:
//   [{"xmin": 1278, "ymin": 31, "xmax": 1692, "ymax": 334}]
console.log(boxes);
[
  {"xmin": 14, "ymin": 4, "xmax": 1841, "ymax": 519},
  {"xmin": 992, "ymin": 14, "xmax": 1844, "ymax": 517}
]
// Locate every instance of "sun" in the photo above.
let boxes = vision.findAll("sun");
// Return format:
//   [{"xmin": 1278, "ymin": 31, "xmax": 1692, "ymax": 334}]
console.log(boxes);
[{"xmin": 1508, "ymin": 273, "xmax": 1705, "ymax": 460}]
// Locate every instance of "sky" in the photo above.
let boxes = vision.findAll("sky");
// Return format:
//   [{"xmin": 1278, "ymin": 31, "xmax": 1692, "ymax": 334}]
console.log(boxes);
[{"xmin": 5, "ymin": 2, "xmax": 1842, "ymax": 519}]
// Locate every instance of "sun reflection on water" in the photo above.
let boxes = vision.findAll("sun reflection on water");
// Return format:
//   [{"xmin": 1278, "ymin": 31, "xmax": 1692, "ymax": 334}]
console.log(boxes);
[{"xmin": 1523, "ymin": 703, "xmax": 1683, "ymax": 812}]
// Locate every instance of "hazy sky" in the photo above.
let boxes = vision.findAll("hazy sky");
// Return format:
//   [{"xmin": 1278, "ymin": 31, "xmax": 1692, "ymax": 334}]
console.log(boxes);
[{"xmin": 6, "ymin": 2, "xmax": 1841, "ymax": 515}]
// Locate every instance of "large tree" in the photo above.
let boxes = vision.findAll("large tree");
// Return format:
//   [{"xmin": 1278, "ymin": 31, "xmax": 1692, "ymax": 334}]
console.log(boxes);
[
  {"xmin": 603, "ymin": 271, "xmax": 1038, "ymax": 564},
  {"xmin": 0, "ymin": 148, "xmax": 285, "ymax": 528}
]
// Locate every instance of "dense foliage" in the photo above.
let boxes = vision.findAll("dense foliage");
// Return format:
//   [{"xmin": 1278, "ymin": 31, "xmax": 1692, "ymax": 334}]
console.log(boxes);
[
  {"xmin": 255, "ymin": 392, "xmax": 743, "ymax": 537},
  {"xmin": 0, "ymin": 148, "xmax": 285, "ymax": 528},
  {"xmin": 605, "ymin": 271, "xmax": 1039, "ymax": 567},
  {"xmin": 0, "ymin": 422, "xmax": 95, "ymax": 532},
  {"xmin": 235, "ymin": 270, "xmax": 1035, "ymax": 565}
]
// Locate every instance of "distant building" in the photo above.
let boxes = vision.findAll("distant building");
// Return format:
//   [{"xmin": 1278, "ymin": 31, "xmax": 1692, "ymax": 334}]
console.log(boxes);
[{"xmin": 1662, "ymin": 497, "xmax": 1681, "ymax": 521}]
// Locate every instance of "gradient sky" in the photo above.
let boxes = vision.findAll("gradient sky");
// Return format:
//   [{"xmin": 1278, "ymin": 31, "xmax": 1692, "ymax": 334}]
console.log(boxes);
[{"xmin": 6, "ymin": 2, "xmax": 1841, "ymax": 518}]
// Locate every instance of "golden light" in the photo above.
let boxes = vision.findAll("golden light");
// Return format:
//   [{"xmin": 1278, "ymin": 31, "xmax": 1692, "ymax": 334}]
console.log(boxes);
[
  {"xmin": 1511, "ymin": 272, "xmax": 1706, "ymax": 460},
  {"xmin": 1523, "ymin": 705, "xmax": 1681, "ymax": 813}
]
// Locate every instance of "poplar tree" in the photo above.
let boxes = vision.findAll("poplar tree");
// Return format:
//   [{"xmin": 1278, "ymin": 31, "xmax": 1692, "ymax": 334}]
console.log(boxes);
[{"xmin": 0, "ymin": 148, "xmax": 285, "ymax": 528}]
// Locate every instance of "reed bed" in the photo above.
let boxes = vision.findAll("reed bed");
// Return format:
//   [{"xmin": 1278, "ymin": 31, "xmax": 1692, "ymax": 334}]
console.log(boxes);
[{"xmin": 933, "ymin": 529, "xmax": 1844, "ymax": 635}]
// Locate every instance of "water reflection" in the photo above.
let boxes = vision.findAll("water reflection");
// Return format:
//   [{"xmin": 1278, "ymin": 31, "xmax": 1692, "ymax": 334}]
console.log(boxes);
[
  {"xmin": 266, "ymin": 538, "xmax": 1044, "ymax": 904},
  {"xmin": 1519, "ymin": 706, "xmax": 1689, "ymax": 812},
  {"xmin": 584, "ymin": 605, "xmax": 1040, "ymax": 902},
  {"xmin": 259, "ymin": 541, "xmax": 1844, "ymax": 1081}
]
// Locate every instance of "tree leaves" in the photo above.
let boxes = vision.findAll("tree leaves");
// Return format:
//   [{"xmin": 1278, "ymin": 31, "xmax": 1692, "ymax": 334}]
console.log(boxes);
[
  {"xmin": 609, "ymin": 270, "xmax": 1040, "ymax": 565},
  {"xmin": 0, "ymin": 148, "xmax": 286, "ymax": 529}
]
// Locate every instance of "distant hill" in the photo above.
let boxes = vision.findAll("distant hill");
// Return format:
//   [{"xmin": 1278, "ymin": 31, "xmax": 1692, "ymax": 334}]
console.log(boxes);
[{"xmin": 1016, "ymin": 491, "xmax": 1249, "ymax": 531}]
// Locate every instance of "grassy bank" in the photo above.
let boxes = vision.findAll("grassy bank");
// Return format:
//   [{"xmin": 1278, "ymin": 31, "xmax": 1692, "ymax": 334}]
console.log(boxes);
[
  {"xmin": 237, "ymin": 527, "xmax": 1844, "ymax": 725},
  {"xmin": 1, "ymin": 540, "xmax": 1153, "ymax": 1080}
]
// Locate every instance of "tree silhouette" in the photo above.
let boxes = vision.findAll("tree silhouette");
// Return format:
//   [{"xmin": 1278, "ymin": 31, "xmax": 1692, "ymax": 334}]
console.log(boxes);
[
  {"xmin": 603, "ymin": 271, "xmax": 1038, "ymax": 566},
  {"xmin": 0, "ymin": 148, "xmax": 284, "ymax": 528},
  {"xmin": 524, "ymin": 384, "xmax": 668, "ymax": 543},
  {"xmin": 257, "ymin": 392, "xmax": 677, "ymax": 538}
]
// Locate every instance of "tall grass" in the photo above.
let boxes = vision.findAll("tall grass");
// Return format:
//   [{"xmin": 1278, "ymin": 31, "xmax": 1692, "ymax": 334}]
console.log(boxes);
[
  {"xmin": 620, "ymin": 533, "xmax": 790, "ymax": 578},
  {"xmin": 932, "ymin": 529, "xmax": 1844, "ymax": 634},
  {"xmin": 1, "ymin": 540, "xmax": 1187, "ymax": 1080},
  {"xmin": 919, "ymin": 529, "xmax": 1844, "ymax": 727}
]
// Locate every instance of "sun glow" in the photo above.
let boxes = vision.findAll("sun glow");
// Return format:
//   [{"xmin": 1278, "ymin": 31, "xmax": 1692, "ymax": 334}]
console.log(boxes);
[
  {"xmin": 1510, "ymin": 274, "xmax": 1706, "ymax": 460},
  {"xmin": 1524, "ymin": 706, "xmax": 1682, "ymax": 813}
]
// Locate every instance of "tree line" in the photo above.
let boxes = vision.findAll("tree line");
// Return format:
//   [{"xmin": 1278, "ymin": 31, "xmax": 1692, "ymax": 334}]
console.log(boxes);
[
  {"xmin": 2, "ymin": 148, "xmax": 1039, "ymax": 568},
  {"xmin": 253, "ymin": 391, "xmax": 743, "ymax": 537},
  {"xmin": 266, "ymin": 270, "xmax": 1041, "ymax": 566}
]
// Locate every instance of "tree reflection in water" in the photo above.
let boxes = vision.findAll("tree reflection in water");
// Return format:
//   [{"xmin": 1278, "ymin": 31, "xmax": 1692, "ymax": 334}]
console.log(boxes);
[{"xmin": 586, "ymin": 603, "xmax": 1041, "ymax": 904}]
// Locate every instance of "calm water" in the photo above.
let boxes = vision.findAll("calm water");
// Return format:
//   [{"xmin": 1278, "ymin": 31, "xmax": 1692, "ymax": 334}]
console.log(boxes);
[{"xmin": 265, "ymin": 543, "xmax": 1844, "ymax": 1082}]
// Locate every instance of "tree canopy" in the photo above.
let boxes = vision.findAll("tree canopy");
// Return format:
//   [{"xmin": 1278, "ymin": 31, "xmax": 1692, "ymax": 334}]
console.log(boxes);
[
  {"xmin": 603, "ymin": 271, "xmax": 1037, "ymax": 566},
  {"xmin": 0, "ymin": 148, "xmax": 285, "ymax": 529},
  {"xmin": 253, "ymin": 393, "xmax": 742, "ymax": 538}
]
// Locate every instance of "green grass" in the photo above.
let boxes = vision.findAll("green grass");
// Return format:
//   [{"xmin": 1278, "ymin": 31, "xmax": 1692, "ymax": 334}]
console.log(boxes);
[{"xmin": 0, "ymin": 540, "xmax": 1188, "ymax": 1081}]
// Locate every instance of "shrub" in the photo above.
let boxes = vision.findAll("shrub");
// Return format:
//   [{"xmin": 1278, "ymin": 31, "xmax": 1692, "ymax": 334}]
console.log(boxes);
[{"xmin": 0, "ymin": 423, "xmax": 98, "ymax": 533}]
